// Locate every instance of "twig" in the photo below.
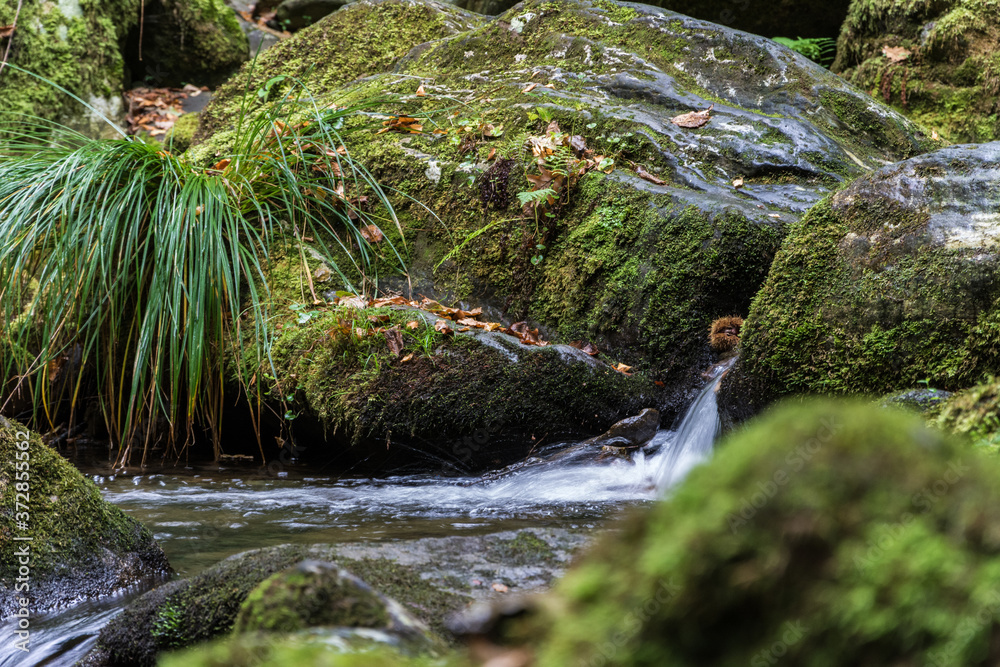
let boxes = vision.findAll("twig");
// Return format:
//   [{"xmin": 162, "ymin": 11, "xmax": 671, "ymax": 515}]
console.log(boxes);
[{"xmin": 0, "ymin": 0, "xmax": 24, "ymax": 78}]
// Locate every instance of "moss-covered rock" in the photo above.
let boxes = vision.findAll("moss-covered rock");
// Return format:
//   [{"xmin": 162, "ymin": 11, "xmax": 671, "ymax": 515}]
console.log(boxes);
[
  {"xmin": 192, "ymin": 0, "xmax": 930, "ymax": 459},
  {"xmin": 233, "ymin": 560, "xmax": 441, "ymax": 654},
  {"xmin": 936, "ymin": 381, "xmax": 1000, "ymax": 452},
  {"xmin": 720, "ymin": 142, "xmax": 1000, "ymax": 420},
  {"xmin": 84, "ymin": 542, "xmax": 473, "ymax": 666},
  {"xmin": 264, "ymin": 294, "xmax": 660, "ymax": 470},
  {"xmin": 134, "ymin": 0, "xmax": 249, "ymax": 86},
  {"xmin": 165, "ymin": 111, "xmax": 200, "ymax": 152},
  {"xmin": 0, "ymin": 0, "xmax": 138, "ymax": 137},
  {"xmin": 833, "ymin": 0, "xmax": 1000, "ymax": 143},
  {"xmin": 879, "ymin": 387, "xmax": 951, "ymax": 417},
  {"xmin": 526, "ymin": 400, "xmax": 1000, "ymax": 666},
  {"xmin": 159, "ymin": 639, "xmax": 467, "ymax": 667},
  {"xmin": 0, "ymin": 417, "xmax": 169, "ymax": 618}
]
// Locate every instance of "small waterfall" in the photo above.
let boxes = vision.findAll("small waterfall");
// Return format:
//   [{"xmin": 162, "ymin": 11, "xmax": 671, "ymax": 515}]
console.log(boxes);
[{"xmin": 651, "ymin": 356, "xmax": 736, "ymax": 491}]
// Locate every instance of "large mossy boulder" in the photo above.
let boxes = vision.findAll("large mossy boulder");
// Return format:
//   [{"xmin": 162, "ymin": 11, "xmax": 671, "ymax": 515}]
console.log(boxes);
[
  {"xmin": 720, "ymin": 142, "xmax": 1000, "ymax": 421},
  {"xmin": 833, "ymin": 0, "xmax": 1000, "ymax": 143},
  {"xmin": 194, "ymin": 0, "xmax": 930, "ymax": 445},
  {"xmin": 132, "ymin": 0, "xmax": 249, "ymax": 86},
  {"xmin": 527, "ymin": 400, "xmax": 1000, "ymax": 666},
  {"xmin": 936, "ymin": 381, "xmax": 1000, "ymax": 452},
  {"xmin": 0, "ymin": 417, "xmax": 169, "ymax": 618},
  {"xmin": 0, "ymin": 0, "xmax": 138, "ymax": 137}
]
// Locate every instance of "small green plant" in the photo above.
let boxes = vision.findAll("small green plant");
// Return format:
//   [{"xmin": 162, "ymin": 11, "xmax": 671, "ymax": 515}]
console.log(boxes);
[{"xmin": 772, "ymin": 36, "xmax": 837, "ymax": 68}]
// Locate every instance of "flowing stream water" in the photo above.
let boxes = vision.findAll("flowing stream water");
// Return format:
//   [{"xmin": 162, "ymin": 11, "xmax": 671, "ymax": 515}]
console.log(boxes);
[{"xmin": 1, "ymin": 358, "xmax": 735, "ymax": 666}]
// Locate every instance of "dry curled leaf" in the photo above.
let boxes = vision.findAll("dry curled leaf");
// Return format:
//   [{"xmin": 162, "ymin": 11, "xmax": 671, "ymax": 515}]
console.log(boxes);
[
  {"xmin": 406, "ymin": 320, "xmax": 420, "ymax": 330},
  {"xmin": 491, "ymin": 582, "xmax": 509, "ymax": 593},
  {"xmin": 636, "ymin": 165, "xmax": 666, "ymax": 186},
  {"xmin": 882, "ymin": 45, "xmax": 911, "ymax": 63},
  {"xmin": 434, "ymin": 320, "xmax": 454, "ymax": 335},
  {"xmin": 0, "ymin": 25, "xmax": 15, "ymax": 39},
  {"xmin": 338, "ymin": 295, "xmax": 368, "ymax": 309},
  {"xmin": 384, "ymin": 328, "xmax": 405, "ymax": 357},
  {"xmin": 732, "ymin": 177, "xmax": 744, "ymax": 189},
  {"xmin": 401, "ymin": 353, "xmax": 414, "ymax": 362},
  {"xmin": 670, "ymin": 104, "xmax": 713, "ymax": 129},
  {"xmin": 522, "ymin": 82, "xmax": 538, "ymax": 93},
  {"xmin": 614, "ymin": 362, "xmax": 633, "ymax": 375},
  {"xmin": 415, "ymin": 84, "xmax": 427, "ymax": 97},
  {"xmin": 360, "ymin": 224, "xmax": 384, "ymax": 243}
]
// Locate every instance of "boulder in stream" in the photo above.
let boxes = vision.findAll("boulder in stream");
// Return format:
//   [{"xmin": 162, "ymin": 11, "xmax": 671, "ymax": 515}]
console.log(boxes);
[
  {"xmin": 720, "ymin": 142, "xmax": 1000, "ymax": 423},
  {"xmin": 188, "ymin": 0, "xmax": 931, "ymax": 462},
  {"xmin": 0, "ymin": 418, "xmax": 169, "ymax": 619}
]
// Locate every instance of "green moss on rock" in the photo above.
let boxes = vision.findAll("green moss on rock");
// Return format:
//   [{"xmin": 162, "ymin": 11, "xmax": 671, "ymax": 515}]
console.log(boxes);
[
  {"xmin": 530, "ymin": 400, "xmax": 1000, "ymax": 666},
  {"xmin": 0, "ymin": 0, "xmax": 138, "ymax": 134},
  {"xmin": 724, "ymin": 143, "xmax": 1000, "ymax": 415},
  {"xmin": 166, "ymin": 112, "xmax": 200, "ymax": 153},
  {"xmin": 160, "ymin": 639, "xmax": 467, "ymax": 667},
  {"xmin": 0, "ymin": 417, "xmax": 168, "ymax": 617},
  {"xmin": 833, "ymin": 0, "xmax": 1000, "ymax": 143},
  {"xmin": 936, "ymin": 381, "xmax": 1000, "ymax": 453}
]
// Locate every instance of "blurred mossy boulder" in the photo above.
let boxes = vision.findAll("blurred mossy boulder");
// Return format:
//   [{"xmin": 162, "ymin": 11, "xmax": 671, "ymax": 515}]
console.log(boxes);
[
  {"xmin": 833, "ymin": 0, "xmax": 1000, "ymax": 143},
  {"xmin": 0, "ymin": 417, "xmax": 169, "ymax": 618},
  {"xmin": 525, "ymin": 400, "xmax": 1000, "ymax": 666},
  {"xmin": 159, "ymin": 640, "xmax": 466, "ymax": 667},
  {"xmin": 166, "ymin": 112, "xmax": 200, "ymax": 153}
]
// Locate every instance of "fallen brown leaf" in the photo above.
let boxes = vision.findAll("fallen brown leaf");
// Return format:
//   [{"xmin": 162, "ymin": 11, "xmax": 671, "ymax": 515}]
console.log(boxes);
[
  {"xmin": 882, "ymin": 45, "xmax": 911, "ymax": 63},
  {"xmin": 415, "ymin": 84, "xmax": 427, "ymax": 97},
  {"xmin": 491, "ymin": 582, "xmax": 509, "ymax": 593},
  {"xmin": 671, "ymin": 104, "xmax": 713, "ymax": 129},
  {"xmin": 384, "ymin": 328, "xmax": 405, "ymax": 356},
  {"xmin": 361, "ymin": 224, "xmax": 384, "ymax": 243},
  {"xmin": 406, "ymin": 320, "xmax": 420, "ymax": 330},
  {"xmin": 636, "ymin": 165, "xmax": 666, "ymax": 186},
  {"xmin": 522, "ymin": 82, "xmax": 538, "ymax": 93},
  {"xmin": 614, "ymin": 362, "xmax": 633, "ymax": 374},
  {"xmin": 0, "ymin": 25, "xmax": 15, "ymax": 39},
  {"xmin": 400, "ymin": 352, "xmax": 415, "ymax": 362},
  {"xmin": 732, "ymin": 177, "xmax": 744, "ymax": 189},
  {"xmin": 434, "ymin": 320, "xmax": 454, "ymax": 335}
]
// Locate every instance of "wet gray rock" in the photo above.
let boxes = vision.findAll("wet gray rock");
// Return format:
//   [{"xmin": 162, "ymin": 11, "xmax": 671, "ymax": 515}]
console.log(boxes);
[
  {"xmin": 880, "ymin": 388, "xmax": 952, "ymax": 415},
  {"xmin": 81, "ymin": 529, "xmax": 585, "ymax": 665},
  {"xmin": 721, "ymin": 142, "xmax": 1000, "ymax": 422},
  {"xmin": 582, "ymin": 408, "xmax": 660, "ymax": 449}
]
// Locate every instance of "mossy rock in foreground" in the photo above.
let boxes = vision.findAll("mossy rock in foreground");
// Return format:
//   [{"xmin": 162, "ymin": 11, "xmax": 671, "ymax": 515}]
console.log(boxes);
[
  {"xmin": 528, "ymin": 400, "xmax": 1000, "ymax": 666},
  {"xmin": 833, "ymin": 0, "xmax": 1000, "ymax": 143},
  {"xmin": 720, "ymin": 142, "xmax": 1000, "ymax": 421},
  {"xmin": 0, "ymin": 418, "xmax": 169, "ymax": 619},
  {"xmin": 936, "ymin": 381, "xmax": 1000, "ymax": 454}
]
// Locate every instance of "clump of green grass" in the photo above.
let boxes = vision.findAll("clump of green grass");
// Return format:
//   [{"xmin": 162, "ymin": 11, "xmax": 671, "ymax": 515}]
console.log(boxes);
[{"xmin": 0, "ymin": 67, "xmax": 409, "ymax": 466}]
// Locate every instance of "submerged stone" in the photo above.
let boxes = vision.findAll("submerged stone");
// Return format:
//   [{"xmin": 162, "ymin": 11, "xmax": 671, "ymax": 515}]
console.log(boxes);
[{"xmin": 0, "ymin": 418, "xmax": 169, "ymax": 618}]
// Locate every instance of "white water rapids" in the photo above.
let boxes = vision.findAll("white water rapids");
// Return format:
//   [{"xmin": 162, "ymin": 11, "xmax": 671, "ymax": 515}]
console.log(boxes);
[{"xmin": 0, "ymin": 357, "xmax": 736, "ymax": 666}]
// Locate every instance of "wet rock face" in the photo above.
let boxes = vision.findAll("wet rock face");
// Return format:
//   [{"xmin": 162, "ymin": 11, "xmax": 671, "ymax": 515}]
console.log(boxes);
[
  {"xmin": 191, "ymin": 0, "xmax": 930, "ymax": 465},
  {"xmin": 83, "ymin": 529, "xmax": 582, "ymax": 665},
  {"xmin": 721, "ymin": 142, "xmax": 1000, "ymax": 421},
  {"xmin": 0, "ymin": 419, "xmax": 169, "ymax": 619},
  {"xmin": 585, "ymin": 408, "xmax": 660, "ymax": 448}
]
